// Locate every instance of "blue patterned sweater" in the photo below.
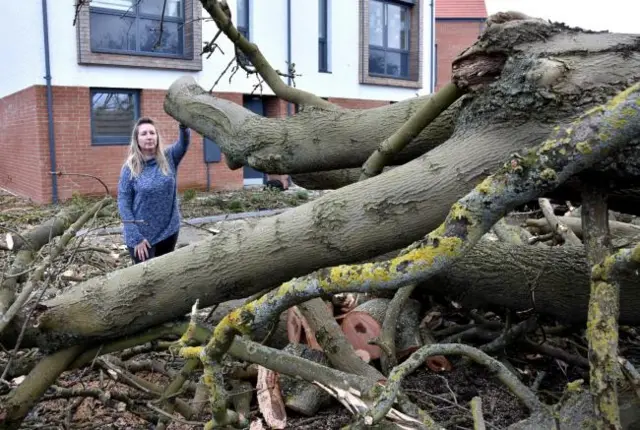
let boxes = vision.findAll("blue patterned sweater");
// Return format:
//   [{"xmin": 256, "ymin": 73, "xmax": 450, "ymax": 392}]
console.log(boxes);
[{"xmin": 117, "ymin": 127, "xmax": 191, "ymax": 248}]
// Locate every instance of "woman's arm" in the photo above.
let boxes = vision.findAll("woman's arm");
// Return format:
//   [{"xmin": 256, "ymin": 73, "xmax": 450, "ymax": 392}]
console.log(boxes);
[
  {"xmin": 166, "ymin": 124, "xmax": 191, "ymax": 167},
  {"xmin": 117, "ymin": 166, "xmax": 145, "ymax": 248}
]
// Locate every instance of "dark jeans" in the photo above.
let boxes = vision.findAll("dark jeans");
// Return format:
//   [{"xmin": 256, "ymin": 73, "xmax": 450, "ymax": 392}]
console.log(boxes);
[{"xmin": 128, "ymin": 231, "xmax": 179, "ymax": 264}]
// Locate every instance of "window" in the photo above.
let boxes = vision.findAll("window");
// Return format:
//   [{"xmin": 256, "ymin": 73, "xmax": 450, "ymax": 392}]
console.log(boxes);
[
  {"xmin": 368, "ymin": 0, "xmax": 410, "ymax": 79},
  {"xmin": 90, "ymin": 89, "xmax": 140, "ymax": 145},
  {"xmin": 89, "ymin": 0, "xmax": 185, "ymax": 57},
  {"xmin": 318, "ymin": 0, "xmax": 329, "ymax": 72},
  {"xmin": 237, "ymin": 0, "xmax": 249, "ymax": 39}
]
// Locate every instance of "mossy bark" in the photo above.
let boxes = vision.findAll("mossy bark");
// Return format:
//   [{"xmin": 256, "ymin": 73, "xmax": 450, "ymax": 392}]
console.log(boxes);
[{"xmin": 193, "ymin": 81, "xmax": 640, "ymax": 380}]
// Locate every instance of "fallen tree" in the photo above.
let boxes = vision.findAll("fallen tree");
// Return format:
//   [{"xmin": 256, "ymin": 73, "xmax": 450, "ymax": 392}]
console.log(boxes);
[{"xmin": 3, "ymin": 4, "xmax": 640, "ymax": 429}]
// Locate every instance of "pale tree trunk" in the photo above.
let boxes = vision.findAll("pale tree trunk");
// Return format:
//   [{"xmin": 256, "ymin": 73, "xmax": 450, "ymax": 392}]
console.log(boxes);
[
  {"xmin": 4, "ymin": 16, "xmax": 640, "ymax": 355},
  {"xmin": 164, "ymin": 78, "xmax": 461, "ymax": 173}
]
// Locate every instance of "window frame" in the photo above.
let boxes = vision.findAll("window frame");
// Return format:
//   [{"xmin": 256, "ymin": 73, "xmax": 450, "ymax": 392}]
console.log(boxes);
[
  {"xmin": 90, "ymin": 88, "xmax": 141, "ymax": 146},
  {"xmin": 89, "ymin": 0, "xmax": 187, "ymax": 59},
  {"xmin": 368, "ymin": 0, "xmax": 411, "ymax": 80},
  {"xmin": 318, "ymin": 0, "xmax": 329, "ymax": 72}
]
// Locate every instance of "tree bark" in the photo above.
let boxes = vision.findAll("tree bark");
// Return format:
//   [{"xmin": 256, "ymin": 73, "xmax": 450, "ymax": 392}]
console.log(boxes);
[
  {"xmin": 424, "ymin": 240, "xmax": 640, "ymax": 326},
  {"xmin": 5, "ymin": 17, "xmax": 640, "ymax": 353},
  {"xmin": 5, "ymin": 236, "xmax": 640, "ymax": 353},
  {"xmin": 164, "ymin": 76, "xmax": 461, "ymax": 173}
]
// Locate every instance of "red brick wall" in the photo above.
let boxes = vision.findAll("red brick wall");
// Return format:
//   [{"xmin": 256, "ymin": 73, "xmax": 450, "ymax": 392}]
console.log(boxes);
[
  {"xmin": 327, "ymin": 97, "xmax": 391, "ymax": 109},
  {"xmin": 0, "ymin": 86, "xmax": 395, "ymax": 203},
  {"xmin": 0, "ymin": 86, "xmax": 50, "ymax": 203},
  {"xmin": 49, "ymin": 87, "xmax": 244, "ymax": 202},
  {"xmin": 435, "ymin": 19, "xmax": 485, "ymax": 90},
  {"xmin": 264, "ymin": 97, "xmax": 289, "ymax": 118}
]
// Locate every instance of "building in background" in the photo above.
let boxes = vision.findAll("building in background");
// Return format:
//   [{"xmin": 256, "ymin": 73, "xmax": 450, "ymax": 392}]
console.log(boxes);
[
  {"xmin": 0, "ymin": 0, "xmax": 434, "ymax": 204},
  {"xmin": 434, "ymin": 0, "xmax": 487, "ymax": 90}
]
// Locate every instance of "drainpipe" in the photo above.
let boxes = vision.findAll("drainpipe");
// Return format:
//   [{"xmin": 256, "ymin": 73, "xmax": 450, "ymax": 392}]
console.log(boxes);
[
  {"xmin": 42, "ymin": 0, "xmax": 58, "ymax": 203},
  {"xmin": 429, "ymin": 0, "xmax": 435, "ymax": 93},
  {"xmin": 286, "ymin": 0, "xmax": 292, "ymax": 116}
]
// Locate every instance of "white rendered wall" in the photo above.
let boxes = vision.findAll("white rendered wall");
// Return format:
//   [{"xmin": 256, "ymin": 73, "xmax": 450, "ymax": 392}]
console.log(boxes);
[
  {"xmin": 1, "ymin": 0, "xmax": 433, "ymax": 101},
  {"xmin": 0, "ymin": 1, "xmax": 47, "ymax": 98}
]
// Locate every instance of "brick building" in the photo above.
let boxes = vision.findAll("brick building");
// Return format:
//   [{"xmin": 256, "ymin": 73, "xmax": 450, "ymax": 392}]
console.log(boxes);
[
  {"xmin": 0, "ymin": 0, "xmax": 435, "ymax": 204},
  {"xmin": 435, "ymin": 0, "xmax": 487, "ymax": 90}
]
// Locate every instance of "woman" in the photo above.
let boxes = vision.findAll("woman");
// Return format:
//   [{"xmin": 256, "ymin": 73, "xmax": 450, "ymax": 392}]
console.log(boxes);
[{"xmin": 117, "ymin": 117, "xmax": 191, "ymax": 264}]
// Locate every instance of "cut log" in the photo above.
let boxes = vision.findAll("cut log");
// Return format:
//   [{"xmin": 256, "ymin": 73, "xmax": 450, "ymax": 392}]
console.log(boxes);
[
  {"xmin": 278, "ymin": 344, "xmax": 333, "ymax": 416},
  {"xmin": 344, "ymin": 298, "xmax": 423, "ymax": 359}
]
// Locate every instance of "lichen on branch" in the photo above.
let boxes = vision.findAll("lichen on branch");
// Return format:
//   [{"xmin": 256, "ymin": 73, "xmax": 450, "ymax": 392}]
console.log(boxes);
[
  {"xmin": 178, "ymin": 81, "xmax": 640, "ymax": 426},
  {"xmin": 588, "ymin": 242, "xmax": 640, "ymax": 428}
]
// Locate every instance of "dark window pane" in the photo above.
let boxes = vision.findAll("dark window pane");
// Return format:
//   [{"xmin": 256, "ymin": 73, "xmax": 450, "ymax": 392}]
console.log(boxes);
[
  {"xmin": 387, "ymin": 3, "xmax": 409, "ymax": 50},
  {"xmin": 139, "ymin": 0, "xmax": 183, "ymax": 18},
  {"xmin": 90, "ymin": 13, "xmax": 136, "ymax": 51},
  {"xmin": 91, "ymin": 0, "xmax": 134, "ymax": 12},
  {"xmin": 369, "ymin": 0, "xmax": 384, "ymax": 46},
  {"xmin": 139, "ymin": 19, "xmax": 182, "ymax": 54},
  {"xmin": 384, "ymin": 51, "xmax": 409, "ymax": 77},
  {"xmin": 237, "ymin": 0, "xmax": 248, "ymax": 28},
  {"xmin": 92, "ymin": 92, "xmax": 136, "ymax": 139},
  {"xmin": 318, "ymin": 0, "xmax": 327, "ymax": 38},
  {"xmin": 369, "ymin": 48, "xmax": 385, "ymax": 75}
]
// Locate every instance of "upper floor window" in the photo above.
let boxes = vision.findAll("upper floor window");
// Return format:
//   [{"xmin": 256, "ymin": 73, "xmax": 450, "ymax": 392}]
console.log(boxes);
[
  {"xmin": 237, "ymin": 0, "xmax": 250, "ymax": 39},
  {"xmin": 368, "ymin": 0, "xmax": 410, "ymax": 79},
  {"xmin": 318, "ymin": 0, "xmax": 329, "ymax": 72},
  {"xmin": 89, "ymin": 0, "xmax": 185, "ymax": 57},
  {"xmin": 90, "ymin": 88, "xmax": 140, "ymax": 145}
]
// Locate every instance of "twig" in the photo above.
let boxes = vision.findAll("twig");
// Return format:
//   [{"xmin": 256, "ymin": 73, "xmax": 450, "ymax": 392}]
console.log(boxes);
[
  {"xmin": 145, "ymin": 402, "xmax": 206, "ymax": 427},
  {"xmin": 470, "ymin": 396, "xmax": 486, "ymax": 430},
  {"xmin": 51, "ymin": 171, "xmax": 110, "ymax": 196},
  {"xmin": 618, "ymin": 356, "xmax": 640, "ymax": 401},
  {"xmin": 538, "ymin": 198, "xmax": 582, "ymax": 246},
  {"xmin": 2, "ymin": 345, "xmax": 85, "ymax": 429},
  {"xmin": 364, "ymin": 343, "xmax": 544, "ymax": 426},
  {"xmin": 0, "ymin": 197, "xmax": 110, "ymax": 335},
  {"xmin": 377, "ymin": 284, "xmax": 416, "ymax": 375},
  {"xmin": 200, "ymin": 0, "xmax": 333, "ymax": 108},
  {"xmin": 359, "ymin": 83, "xmax": 465, "ymax": 180}
]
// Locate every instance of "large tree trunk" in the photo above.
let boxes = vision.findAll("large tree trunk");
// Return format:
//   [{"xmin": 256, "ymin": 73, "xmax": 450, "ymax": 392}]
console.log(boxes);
[
  {"xmin": 164, "ymin": 79, "xmax": 462, "ymax": 173},
  {"xmin": 427, "ymin": 240, "xmax": 640, "ymax": 325},
  {"xmin": 5, "ymin": 17, "xmax": 640, "ymax": 353},
  {"xmin": 5, "ymin": 235, "xmax": 640, "ymax": 352}
]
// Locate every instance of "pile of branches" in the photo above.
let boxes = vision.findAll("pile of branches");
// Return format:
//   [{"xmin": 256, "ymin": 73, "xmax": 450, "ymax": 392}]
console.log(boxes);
[{"xmin": 3, "ymin": 2, "xmax": 640, "ymax": 429}]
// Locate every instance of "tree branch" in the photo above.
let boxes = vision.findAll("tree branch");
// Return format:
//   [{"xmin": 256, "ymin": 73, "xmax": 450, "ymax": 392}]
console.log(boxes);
[
  {"xmin": 181, "ymin": 82, "xmax": 640, "ymax": 425},
  {"xmin": 199, "ymin": 0, "xmax": 332, "ymax": 109}
]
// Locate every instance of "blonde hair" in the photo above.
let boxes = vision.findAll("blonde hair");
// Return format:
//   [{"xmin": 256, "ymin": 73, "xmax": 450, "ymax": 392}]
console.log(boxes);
[{"xmin": 125, "ymin": 117, "xmax": 171, "ymax": 177}]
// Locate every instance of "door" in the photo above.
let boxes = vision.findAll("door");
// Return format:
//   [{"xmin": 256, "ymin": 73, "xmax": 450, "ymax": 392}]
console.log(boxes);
[{"xmin": 242, "ymin": 96, "xmax": 266, "ymax": 186}]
